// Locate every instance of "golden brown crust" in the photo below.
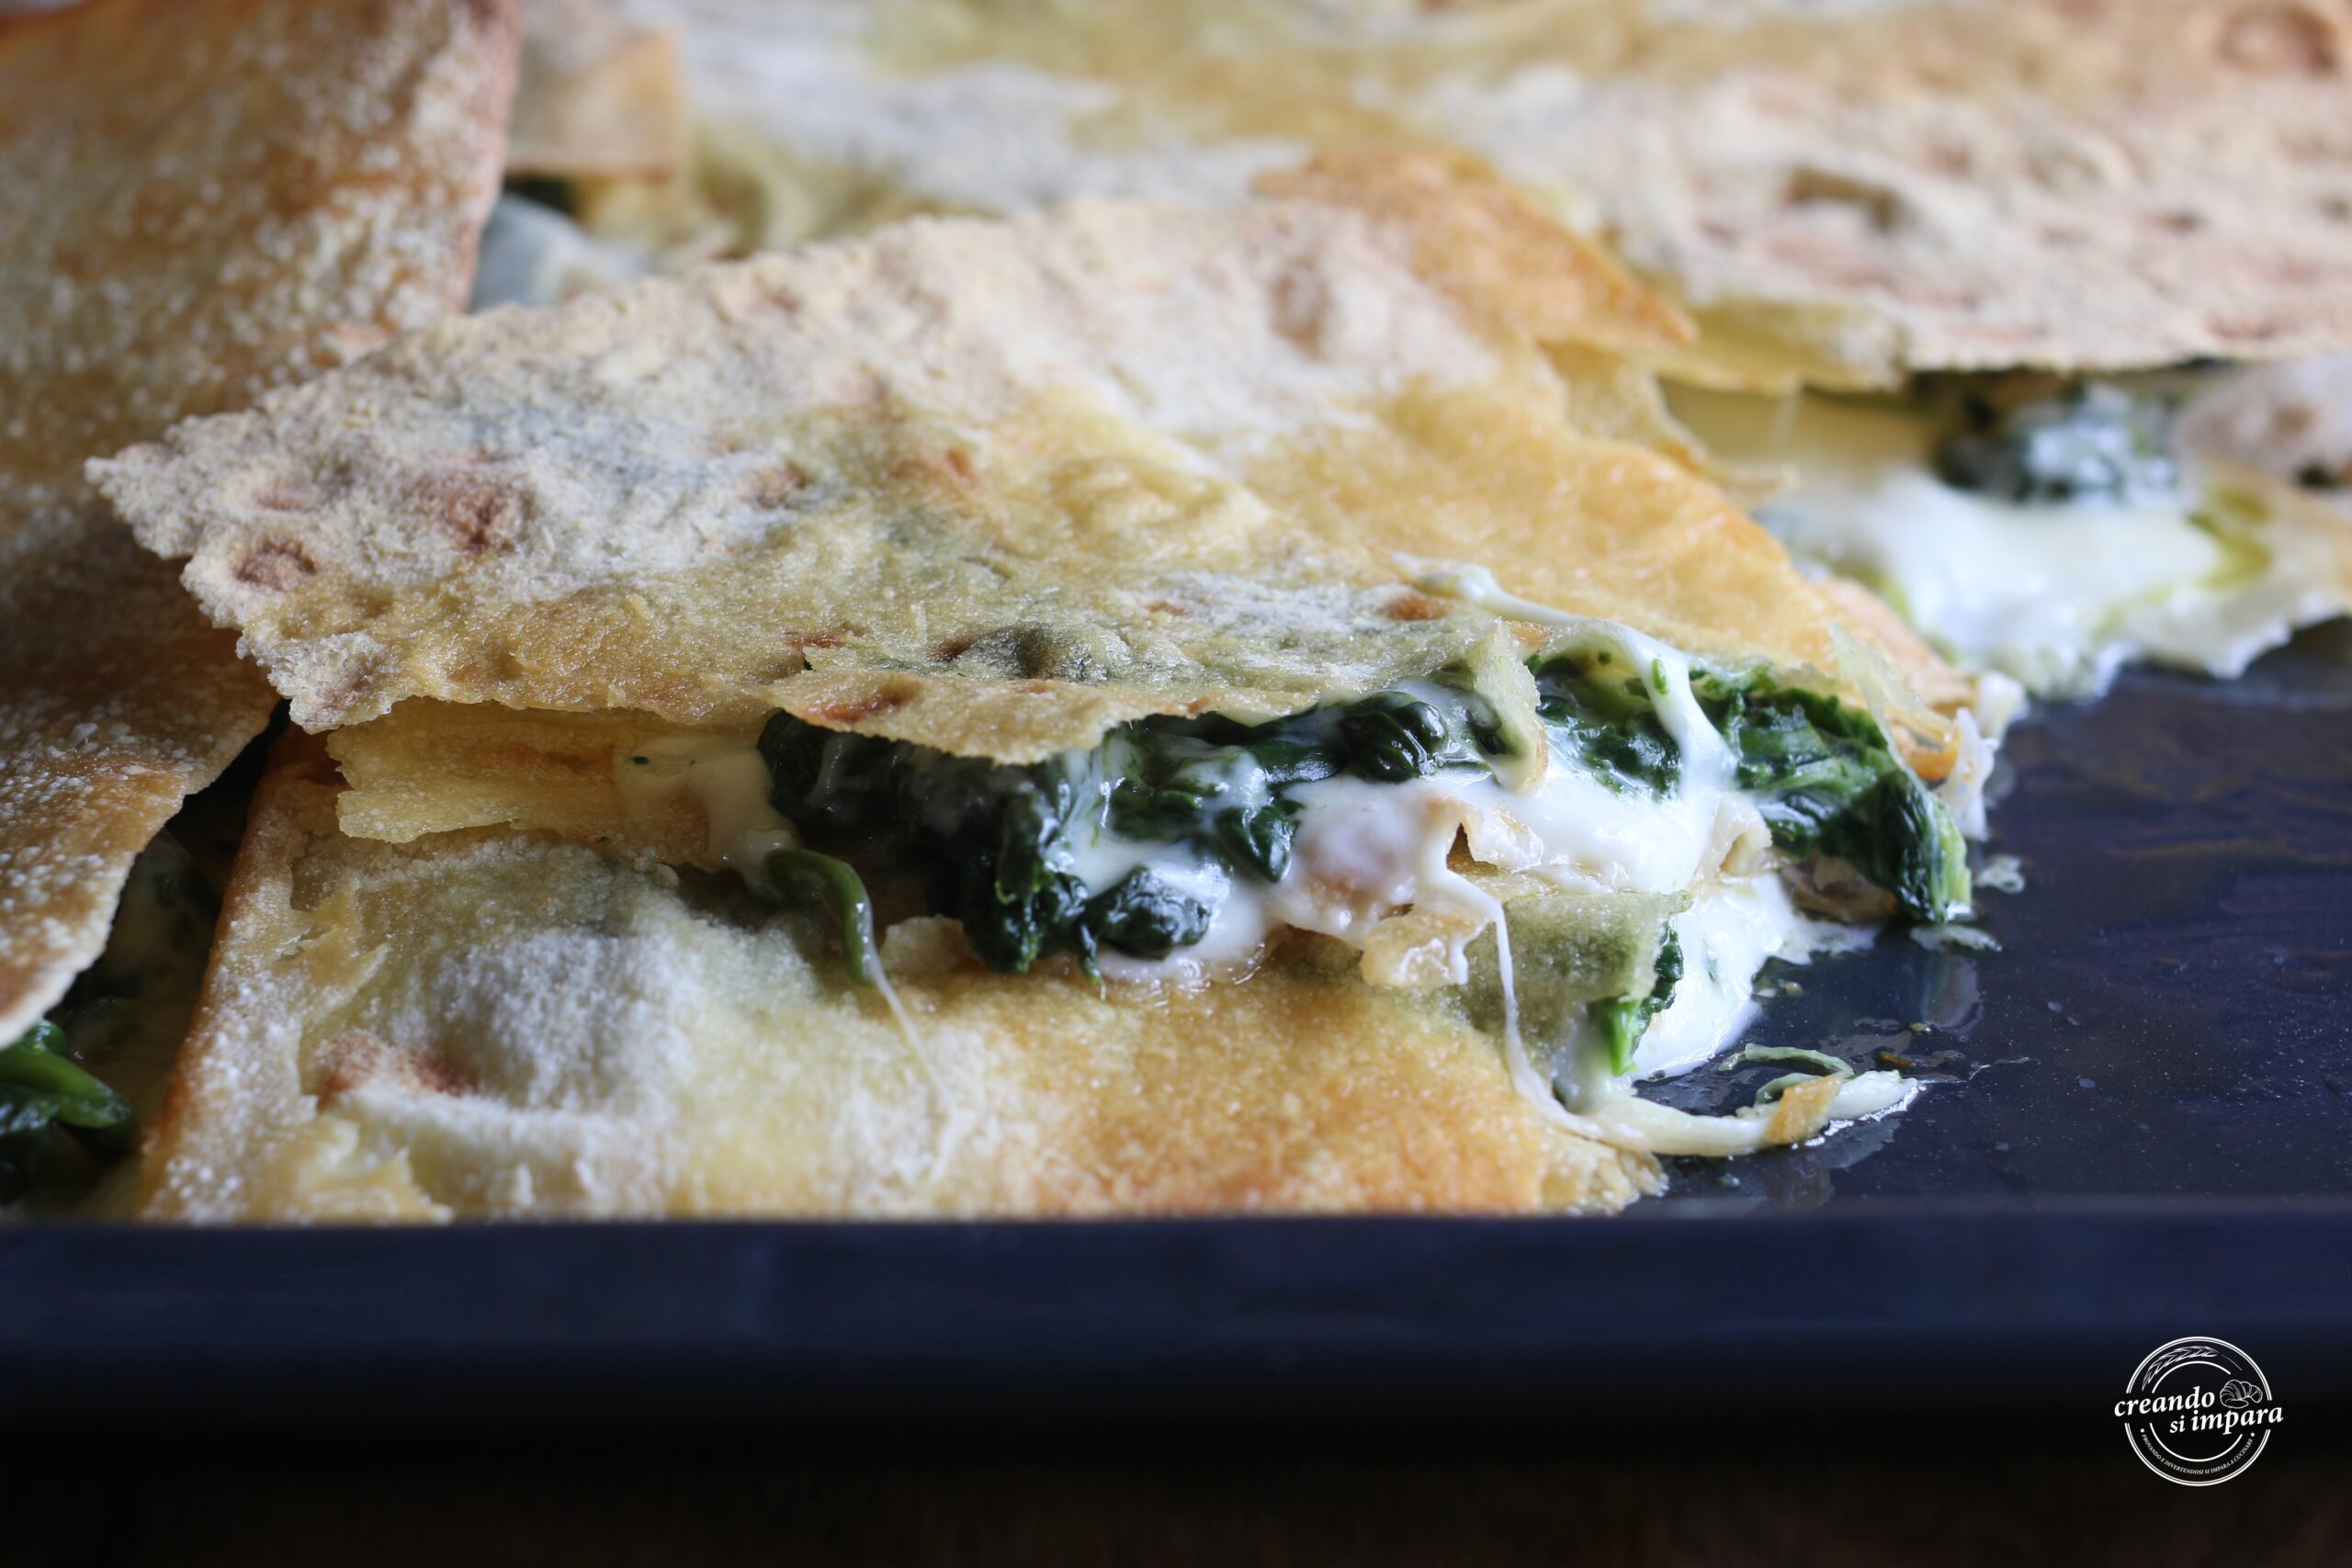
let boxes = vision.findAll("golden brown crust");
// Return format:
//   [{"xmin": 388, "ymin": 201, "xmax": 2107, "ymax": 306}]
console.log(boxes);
[
  {"xmin": 95, "ymin": 153, "xmax": 1951, "ymax": 768},
  {"xmin": 0, "ymin": 0, "xmax": 522, "ymax": 477},
  {"xmin": 1550, "ymin": 0, "xmax": 2352, "ymax": 377},
  {"xmin": 642, "ymin": 0, "xmax": 2352, "ymax": 380},
  {"xmin": 0, "ymin": 513, "xmax": 273, "ymax": 1047},
  {"xmin": 508, "ymin": 0, "xmax": 687, "ymax": 179},
  {"xmin": 0, "ymin": 0, "xmax": 520, "ymax": 1043},
  {"xmin": 326, "ymin": 702, "xmax": 731, "ymax": 858},
  {"xmin": 143, "ymin": 741, "xmax": 1661, "ymax": 1221},
  {"xmin": 1255, "ymin": 145, "xmax": 1693, "ymax": 358}
]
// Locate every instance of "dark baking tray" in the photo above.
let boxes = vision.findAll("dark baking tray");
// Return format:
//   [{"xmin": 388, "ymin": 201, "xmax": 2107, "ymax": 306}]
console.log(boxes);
[{"xmin": 5, "ymin": 626, "xmax": 2349, "ymax": 1429}]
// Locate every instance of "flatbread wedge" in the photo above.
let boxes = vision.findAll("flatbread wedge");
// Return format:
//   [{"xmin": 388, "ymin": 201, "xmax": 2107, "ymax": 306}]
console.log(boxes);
[
  {"xmin": 96, "ymin": 151, "xmax": 1917, "ymax": 750},
  {"xmin": 610, "ymin": 0, "xmax": 2352, "ymax": 383},
  {"xmin": 588, "ymin": 0, "xmax": 2352, "ymax": 699},
  {"xmin": 103, "ymin": 162, "xmax": 1967, "ymax": 1219},
  {"xmin": 143, "ymin": 734, "xmax": 1665, "ymax": 1221},
  {"xmin": 0, "ymin": 0, "xmax": 519, "ymax": 1049}
]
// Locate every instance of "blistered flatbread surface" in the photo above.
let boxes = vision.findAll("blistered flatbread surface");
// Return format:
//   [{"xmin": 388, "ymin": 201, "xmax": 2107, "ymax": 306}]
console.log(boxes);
[
  {"xmin": 636, "ymin": 0, "xmax": 2352, "ymax": 382},
  {"xmin": 96, "ymin": 157, "xmax": 1905, "ymax": 771},
  {"xmin": 0, "ymin": 0, "xmax": 518, "ymax": 1043},
  {"xmin": 147, "ymin": 739, "xmax": 1660, "ymax": 1220}
]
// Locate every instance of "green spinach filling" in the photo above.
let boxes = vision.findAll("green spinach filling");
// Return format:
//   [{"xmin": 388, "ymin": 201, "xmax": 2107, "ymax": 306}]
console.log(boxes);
[
  {"xmin": 760, "ymin": 679, "xmax": 1519, "ymax": 977},
  {"xmin": 0, "ymin": 1021, "xmax": 134, "ymax": 1204},
  {"xmin": 1530, "ymin": 648, "xmax": 1680, "ymax": 795},
  {"xmin": 1693, "ymin": 670, "xmax": 1973, "ymax": 924},
  {"xmin": 1589, "ymin": 926, "xmax": 1685, "ymax": 1077},
  {"xmin": 756, "ymin": 647, "xmax": 1969, "ymax": 1063},
  {"xmin": 1928, "ymin": 379, "xmax": 2179, "ymax": 507}
]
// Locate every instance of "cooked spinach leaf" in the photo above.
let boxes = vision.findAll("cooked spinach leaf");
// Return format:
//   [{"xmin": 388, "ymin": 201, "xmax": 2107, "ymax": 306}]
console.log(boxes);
[
  {"xmin": 1085, "ymin": 863, "xmax": 1220, "ymax": 960},
  {"xmin": 0, "ymin": 1021, "xmax": 134, "ymax": 1204},
  {"xmin": 1336, "ymin": 689, "xmax": 1488, "ymax": 781},
  {"xmin": 758, "ymin": 675, "xmax": 1521, "ymax": 975},
  {"xmin": 1930, "ymin": 380, "xmax": 2178, "ymax": 507},
  {"xmin": 755, "ymin": 640, "xmax": 1969, "ymax": 977},
  {"xmin": 762, "ymin": 847, "xmax": 888, "ymax": 987},
  {"xmin": 1589, "ymin": 925, "xmax": 1685, "ymax": 1076},
  {"xmin": 1530, "ymin": 652, "xmax": 1680, "ymax": 795},
  {"xmin": 1692, "ymin": 669, "xmax": 1971, "ymax": 922}
]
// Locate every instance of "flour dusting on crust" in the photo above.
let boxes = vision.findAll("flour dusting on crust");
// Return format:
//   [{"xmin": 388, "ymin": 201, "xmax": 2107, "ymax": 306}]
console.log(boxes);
[
  {"xmin": 145, "ymin": 738, "xmax": 1661, "ymax": 1221},
  {"xmin": 97, "ymin": 154, "xmax": 1910, "ymax": 765},
  {"xmin": 627, "ymin": 0, "xmax": 2352, "ymax": 379},
  {"xmin": 0, "ymin": 0, "xmax": 518, "ymax": 1043}
]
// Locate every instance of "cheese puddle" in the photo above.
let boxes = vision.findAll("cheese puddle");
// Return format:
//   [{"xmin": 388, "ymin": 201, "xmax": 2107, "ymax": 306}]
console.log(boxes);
[{"xmin": 1672, "ymin": 386, "xmax": 2350, "ymax": 698}]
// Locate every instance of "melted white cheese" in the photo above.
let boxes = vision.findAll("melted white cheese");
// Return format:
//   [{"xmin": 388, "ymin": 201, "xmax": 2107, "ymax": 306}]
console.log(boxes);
[
  {"xmin": 1059, "ymin": 578, "xmax": 1927, "ymax": 1154},
  {"xmin": 1555, "ymin": 1032, "xmax": 1917, "ymax": 1158},
  {"xmin": 1066, "ymin": 604, "xmax": 1767, "ymax": 1011},
  {"xmin": 1671, "ymin": 387, "xmax": 2346, "ymax": 698},
  {"xmin": 1632, "ymin": 876, "xmax": 1844, "ymax": 1081},
  {"xmin": 611, "ymin": 601, "xmax": 1920, "ymax": 1161},
  {"xmin": 615, "ymin": 733, "xmax": 795, "ymax": 892},
  {"xmin": 1064, "ymin": 756, "xmax": 1821, "ymax": 1148},
  {"xmin": 1409, "ymin": 563, "xmax": 1738, "ymax": 784}
]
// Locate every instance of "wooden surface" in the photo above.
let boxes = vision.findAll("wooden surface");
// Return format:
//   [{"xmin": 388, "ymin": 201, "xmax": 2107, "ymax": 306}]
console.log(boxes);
[{"xmin": 17, "ymin": 1435, "xmax": 2349, "ymax": 1564}]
